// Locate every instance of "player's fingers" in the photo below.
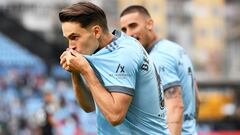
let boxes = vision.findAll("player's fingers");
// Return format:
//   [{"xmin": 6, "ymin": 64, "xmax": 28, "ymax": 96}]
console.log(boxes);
[
  {"xmin": 66, "ymin": 58, "xmax": 71, "ymax": 65},
  {"xmin": 61, "ymin": 52, "xmax": 73, "ymax": 64},
  {"xmin": 61, "ymin": 58, "xmax": 71, "ymax": 68},
  {"xmin": 69, "ymin": 49, "xmax": 80, "ymax": 57},
  {"xmin": 62, "ymin": 62, "xmax": 69, "ymax": 70},
  {"xmin": 60, "ymin": 50, "xmax": 70, "ymax": 59},
  {"xmin": 64, "ymin": 65, "xmax": 69, "ymax": 70},
  {"xmin": 63, "ymin": 65, "xmax": 69, "ymax": 71},
  {"xmin": 61, "ymin": 60, "xmax": 66, "ymax": 67},
  {"xmin": 63, "ymin": 63, "xmax": 72, "ymax": 72},
  {"xmin": 60, "ymin": 52, "xmax": 66, "ymax": 59},
  {"xmin": 60, "ymin": 57, "xmax": 66, "ymax": 65}
]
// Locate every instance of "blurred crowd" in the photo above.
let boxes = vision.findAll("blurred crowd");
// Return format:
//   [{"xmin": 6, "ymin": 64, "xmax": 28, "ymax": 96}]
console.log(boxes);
[{"xmin": 0, "ymin": 65, "xmax": 97, "ymax": 135}]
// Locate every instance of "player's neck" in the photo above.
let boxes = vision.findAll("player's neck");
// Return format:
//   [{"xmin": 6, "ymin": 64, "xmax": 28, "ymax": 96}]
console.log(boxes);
[
  {"xmin": 147, "ymin": 32, "xmax": 159, "ymax": 49},
  {"xmin": 98, "ymin": 32, "xmax": 115, "ymax": 49}
]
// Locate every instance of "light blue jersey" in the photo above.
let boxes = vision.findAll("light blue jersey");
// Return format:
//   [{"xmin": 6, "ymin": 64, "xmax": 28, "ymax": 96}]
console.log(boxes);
[
  {"xmin": 148, "ymin": 39, "xmax": 197, "ymax": 135},
  {"xmin": 85, "ymin": 30, "xmax": 170, "ymax": 135}
]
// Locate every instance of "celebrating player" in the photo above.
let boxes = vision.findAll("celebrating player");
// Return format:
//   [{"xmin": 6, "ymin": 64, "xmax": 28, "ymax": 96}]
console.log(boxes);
[
  {"xmin": 59, "ymin": 2, "xmax": 170, "ymax": 135},
  {"xmin": 120, "ymin": 5, "xmax": 200, "ymax": 135}
]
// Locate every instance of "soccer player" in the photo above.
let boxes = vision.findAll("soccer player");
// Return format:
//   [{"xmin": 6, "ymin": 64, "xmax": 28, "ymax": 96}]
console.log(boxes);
[
  {"xmin": 120, "ymin": 5, "xmax": 200, "ymax": 135},
  {"xmin": 59, "ymin": 2, "xmax": 170, "ymax": 135}
]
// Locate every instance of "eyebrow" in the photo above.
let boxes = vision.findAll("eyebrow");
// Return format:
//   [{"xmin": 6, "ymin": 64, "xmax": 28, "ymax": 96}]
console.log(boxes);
[
  {"xmin": 65, "ymin": 33, "xmax": 78, "ymax": 39},
  {"xmin": 128, "ymin": 22, "xmax": 137, "ymax": 26}
]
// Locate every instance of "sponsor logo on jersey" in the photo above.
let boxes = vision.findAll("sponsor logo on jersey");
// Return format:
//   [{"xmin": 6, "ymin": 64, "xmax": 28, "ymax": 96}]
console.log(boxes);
[{"xmin": 109, "ymin": 64, "xmax": 131, "ymax": 79}]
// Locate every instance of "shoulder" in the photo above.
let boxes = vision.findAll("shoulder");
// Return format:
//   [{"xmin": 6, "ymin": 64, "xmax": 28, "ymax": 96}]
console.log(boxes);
[
  {"xmin": 152, "ymin": 40, "xmax": 185, "ymax": 59},
  {"xmin": 115, "ymin": 33, "xmax": 145, "ymax": 60},
  {"xmin": 118, "ymin": 33, "xmax": 143, "ymax": 50},
  {"xmin": 156, "ymin": 40, "xmax": 183, "ymax": 53}
]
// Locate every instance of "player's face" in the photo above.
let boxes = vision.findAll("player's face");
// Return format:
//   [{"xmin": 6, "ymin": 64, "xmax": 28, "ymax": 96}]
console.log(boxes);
[
  {"xmin": 61, "ymin": 22, "xmax": 99, "ymax": 55},
  {"xmin": 120, "ymin": 12, "xmax": 152, "ymax": 48}
]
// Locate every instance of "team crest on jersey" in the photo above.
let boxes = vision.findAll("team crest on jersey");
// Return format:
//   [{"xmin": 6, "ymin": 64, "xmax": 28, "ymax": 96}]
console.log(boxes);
[{"xmin": 109, "ymin": 64, "xmax": 131, "ymax": 79}]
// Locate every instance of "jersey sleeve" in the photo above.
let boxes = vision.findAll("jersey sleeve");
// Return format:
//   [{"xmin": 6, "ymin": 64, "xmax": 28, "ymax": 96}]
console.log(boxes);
[
  {"xmin": 104, "ymin": 47, "xmax": 140, "ymax": 96},
  {"xmin": 86, "ymin": 46, "xmax": 141, "ymax": 96},
  {"xmin": 154, "ymin": 52, "xmax": 181, "ymax": 91}
]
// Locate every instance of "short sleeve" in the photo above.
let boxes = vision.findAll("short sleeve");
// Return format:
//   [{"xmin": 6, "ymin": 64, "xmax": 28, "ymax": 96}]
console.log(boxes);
[
  {"xmin": 86, "ymin": 47, "xmax": 140, "ymax": 96},
  {"xmin": 152, "ymin": 52, "xmax": 181, "ymax": 91},
  {"xmin": 106, "ymin": 47, "xmax": 140, "ymax": 95}
]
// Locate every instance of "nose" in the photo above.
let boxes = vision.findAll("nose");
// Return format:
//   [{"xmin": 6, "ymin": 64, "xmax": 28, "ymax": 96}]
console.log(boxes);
[
  {"xmin": 68, "ymin": 42, "xmax": 76, "ymax": 50},
  {"xmin": 126, "ymin": 30, "xmax": 133, "ymax": 37},
  {"xmin": 126, "ymin": 30, "xmax": 137, "ymax": 39}
]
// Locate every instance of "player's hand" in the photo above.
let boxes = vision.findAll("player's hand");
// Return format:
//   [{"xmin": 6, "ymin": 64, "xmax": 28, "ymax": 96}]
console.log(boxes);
[
  {"xmin": 60, "ymin": 50, "xmax": 73, "ymax": 72},
  {"xmin": 60, "ymin": 49, "xmax": 91, "ymax": 74},
  {"xmin": 68, "ymin": 49, "xmax": 92, "ymax": 75}
]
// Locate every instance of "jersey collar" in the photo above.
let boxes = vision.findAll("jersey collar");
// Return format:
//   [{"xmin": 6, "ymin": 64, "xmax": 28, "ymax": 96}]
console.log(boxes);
[{"xmin": 146, "ymin": 39, "xmax": 162, "ymax": 54}]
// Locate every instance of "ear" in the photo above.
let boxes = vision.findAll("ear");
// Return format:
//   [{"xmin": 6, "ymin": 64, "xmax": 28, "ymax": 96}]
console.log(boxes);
[
  {"xmin": 91, "ymin": 25, "xmax": 101, "ymax": 39},
  {"xmin": 146, "ymin": 18, "xmax": 154, "ymax": 30}
]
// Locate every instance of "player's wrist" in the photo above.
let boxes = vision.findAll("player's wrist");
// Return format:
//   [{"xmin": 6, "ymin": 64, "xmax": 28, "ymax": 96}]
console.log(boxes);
[{"xmin": 81, "ymin": 65, "xmax": 94, "ymax": 76}]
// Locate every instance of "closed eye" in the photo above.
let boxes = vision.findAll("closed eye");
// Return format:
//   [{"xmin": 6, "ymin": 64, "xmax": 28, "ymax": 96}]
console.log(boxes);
[
  {"xmin": 66, "ymin": 33, "xmax": 79, "ymax": 41},
  {"xmin": 69, "ymin": 35, "xmax": 78, "ymax": 40}
]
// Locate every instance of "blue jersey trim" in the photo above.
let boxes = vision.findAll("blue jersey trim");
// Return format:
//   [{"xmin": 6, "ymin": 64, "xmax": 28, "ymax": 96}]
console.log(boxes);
[
  {"xmin": 163, "ymin": 81, "xmax": 181, "ymax": 91},
  {"xmin": 105, "ymin": 45, "xmax": 113, "ymax": 52},
  {"xmin": 106, "ymin": 86, "xmax": 134, "ymax": 96},
  {"xmin": 105, "ymin": 30, "xmax": 121, "ymax": 52},
  {"xmin": 146, "ymin": 39, "xmax": 163, "ymax": 54}
]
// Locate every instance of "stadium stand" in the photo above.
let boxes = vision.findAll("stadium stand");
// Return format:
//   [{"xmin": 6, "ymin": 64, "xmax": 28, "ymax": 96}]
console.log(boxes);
[{"xmin": 0, "ymin": 11, "xmax": 64, "ymax": 69}]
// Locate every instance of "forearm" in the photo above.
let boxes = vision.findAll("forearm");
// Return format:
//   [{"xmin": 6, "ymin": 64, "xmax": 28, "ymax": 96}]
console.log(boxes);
[
  {"xmin": 71, "ymin": 72, "xmax": 95, "ymax": 112},
  {"xmin": 82, "ymin": 67, "xmax": 130, "ymax": 125},
  {"xmin": 166, "ymin": 102, "xmax": 183, "ymax": 135},
  {"xmin": 61, "ymin": 50, "xmax": 131, "ymax": 125},
  {"xmin": 164, "ymin": 87, "xmax": 184, "ymax": 135}
]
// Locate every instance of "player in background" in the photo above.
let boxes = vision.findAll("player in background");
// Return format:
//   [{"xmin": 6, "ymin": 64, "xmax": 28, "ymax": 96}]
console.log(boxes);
[{"xmin": 120, "ymin": 5, "xmax": 200, "ymax": 135}]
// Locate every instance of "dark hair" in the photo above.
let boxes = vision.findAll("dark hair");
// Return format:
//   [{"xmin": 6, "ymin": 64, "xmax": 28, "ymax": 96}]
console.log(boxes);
[
  {"xmin": 120, "ymin": 5, "xmax": 151, "ymax": 18},
  {"xmin": 59, "ymin": 2, "xmax": 108, "ymax": 32}
]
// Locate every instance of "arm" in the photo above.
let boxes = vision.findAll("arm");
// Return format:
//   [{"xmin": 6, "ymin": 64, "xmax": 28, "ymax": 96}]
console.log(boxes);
[
  {"xmin": 164, "ymin": 86, "xmax": 184, "ymax": 135},
  {"xmin": 194, "ymin": 80, "xmax": 200, "ymax": 121},
  {"xmin": 71, "ymin": 72, "xmax": 95, "ymax": 112},
  {"xmin": 82, "ymin": 67, "xmax": 132, "ymax": 126},
  {"xmin": 62, "ymin": 49, "xmax": 132, "ymax": 126},
  {"xmin": 60, "ymin": 51, "xmax": 95, "ymax": 112}
]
